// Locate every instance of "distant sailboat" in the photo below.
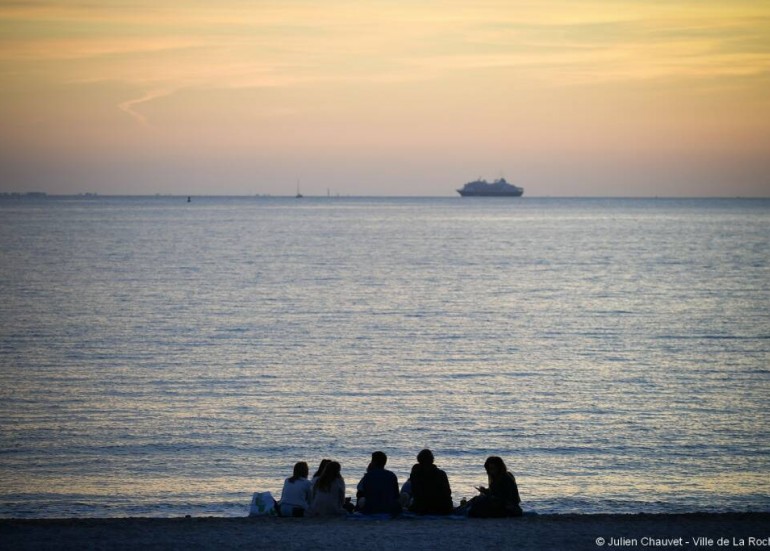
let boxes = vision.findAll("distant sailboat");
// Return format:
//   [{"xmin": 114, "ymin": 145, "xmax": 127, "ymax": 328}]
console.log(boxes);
[{"xmin": 295, "ymin": 180, "xmax": 303, "ymax": 199}]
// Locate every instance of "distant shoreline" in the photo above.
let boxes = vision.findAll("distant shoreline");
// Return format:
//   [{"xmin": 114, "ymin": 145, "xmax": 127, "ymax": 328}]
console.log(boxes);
[{"xmin": 2, "ymin": 513, "xmax": 768, "ymax": 551}]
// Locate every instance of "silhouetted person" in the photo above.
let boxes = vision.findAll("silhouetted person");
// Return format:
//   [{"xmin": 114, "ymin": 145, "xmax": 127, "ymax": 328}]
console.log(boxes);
[
  {"xmin": 409, "ymin": 449, "xmax": 453, "ymax": 515},
  {"xmin": 356, "ymin": 451, "xmax": 401, "ymax": 516},
  {"xmin": 278, "ymin": 461, "xmax": 312, "ymax": 517},
  {"xmin": 468, "ymin": 456, "xmax": 522, "ymax": 518}
]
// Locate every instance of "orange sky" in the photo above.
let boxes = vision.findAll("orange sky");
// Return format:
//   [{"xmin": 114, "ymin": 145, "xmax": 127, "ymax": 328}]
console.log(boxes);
[{"xmin": 1, "ymin": 1, "xmax": 769, "ymax": 196}]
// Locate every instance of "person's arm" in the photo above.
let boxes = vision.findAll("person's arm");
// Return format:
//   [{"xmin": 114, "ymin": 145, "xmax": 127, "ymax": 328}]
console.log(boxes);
[
  {"xmin": 441, "ymin": 471, "xmax": 452, "ymax": 499},
  {"xmin": 391, "ymin": 473, "xmax": 400, "ymax": 498}
]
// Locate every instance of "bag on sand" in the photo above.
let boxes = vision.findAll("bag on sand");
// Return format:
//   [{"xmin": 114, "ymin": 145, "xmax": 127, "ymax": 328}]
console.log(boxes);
[{"xmin": 249, "ymin": 492, "xmax": 277, "ymax": 517}]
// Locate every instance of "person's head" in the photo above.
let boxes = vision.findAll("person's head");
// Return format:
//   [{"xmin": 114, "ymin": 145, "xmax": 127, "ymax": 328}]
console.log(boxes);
[
  {"xmin": 317, "ymin": 461, "xmax": 342, "ymax": 491},
  {"xmin": 371, "ymin": 451, "xmax": 387, "ymax": 468},
  {"xmin": 313, "ymin": 459, "xmax": 331, "ymax": 478},
  {"xmin": 416, "ymin": 449, "xmax": 434, "ymax": 466},
  {"xmin": 289, "ymin": 461, "xmax": 309, "ymax": 482},
  {"xmin": 484, "ymin": 456, "xmax": 507, "ymax": 482}
]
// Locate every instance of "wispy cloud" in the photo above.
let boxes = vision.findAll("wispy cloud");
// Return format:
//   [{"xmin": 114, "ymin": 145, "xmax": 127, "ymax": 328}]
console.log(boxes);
[
  {"xmin": 4, "ymin": 1, "xmax": 768, "ymax": 91},
  {"xmin": 117, "ymin": 88, "xmax": 174, "ymax": 128}
]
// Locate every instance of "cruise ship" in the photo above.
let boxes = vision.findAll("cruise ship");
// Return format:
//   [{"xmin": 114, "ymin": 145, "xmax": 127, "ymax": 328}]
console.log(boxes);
[{"xmin": 457, "ymin": 178, "xmax": 524, "ymax": 197}]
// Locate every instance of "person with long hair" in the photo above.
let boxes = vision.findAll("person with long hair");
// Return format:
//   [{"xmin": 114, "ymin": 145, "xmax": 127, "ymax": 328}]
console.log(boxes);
[
  {"xmin": 467, "ymin": 456, "xmax": 522, "ymax": 518},
  {"xmin": 309, "ymin": 461, "xmax": 347, "ymax": 517},
  {"xmin": 311, "ymin": 459, "xmax": 331, "ymax": 485},
  {"xmin": 278, "ymin": 461, "xmax": 312, "ymax": 517}
]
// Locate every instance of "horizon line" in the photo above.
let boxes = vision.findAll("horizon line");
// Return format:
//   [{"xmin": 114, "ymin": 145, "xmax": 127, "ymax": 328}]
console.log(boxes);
[
  {"xmin": 2, "ymin": 193, "xmax": 769, "ymax": 200},
  {"xmin": 0, "ymin": 192, "xmax": 770, "ymax": 203}
]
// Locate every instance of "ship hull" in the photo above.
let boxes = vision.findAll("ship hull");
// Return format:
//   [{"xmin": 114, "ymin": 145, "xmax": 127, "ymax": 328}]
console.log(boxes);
[{"xmin": 457, "ymin": 189, "xmax": 523, "ymax": 197}]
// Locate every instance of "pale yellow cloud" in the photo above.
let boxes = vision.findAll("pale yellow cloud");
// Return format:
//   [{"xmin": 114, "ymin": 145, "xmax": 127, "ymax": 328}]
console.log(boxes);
[
  {"xmin": 3, "ymin": 1, "xmax": 768, "ymax": 90},
  {"xmin": 1, "ymin": 0, "xmax": 769, "ymax": 196}
]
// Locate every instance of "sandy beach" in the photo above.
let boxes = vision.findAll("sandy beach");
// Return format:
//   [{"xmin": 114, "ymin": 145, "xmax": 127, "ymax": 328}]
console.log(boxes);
[{"xmin": 2, "ymin": 513, "xmax": 768, "ymax": 551}]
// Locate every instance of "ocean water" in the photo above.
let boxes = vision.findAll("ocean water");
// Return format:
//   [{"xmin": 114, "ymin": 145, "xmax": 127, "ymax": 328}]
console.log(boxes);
[{"xmin": 0, "ymin": 196, "xmax": 768, "ymax": 518}]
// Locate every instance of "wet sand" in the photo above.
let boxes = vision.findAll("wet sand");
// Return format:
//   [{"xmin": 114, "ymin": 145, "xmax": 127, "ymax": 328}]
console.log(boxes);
[{"xmin": 2, "ymin": 513, "xmax": 768, "ymax": 550}]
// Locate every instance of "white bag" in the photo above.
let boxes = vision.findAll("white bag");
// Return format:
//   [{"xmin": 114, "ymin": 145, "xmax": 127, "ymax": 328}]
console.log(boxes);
[{"xmin": 249, "ymin": 491, "xmax": 277, "ymax": 516}]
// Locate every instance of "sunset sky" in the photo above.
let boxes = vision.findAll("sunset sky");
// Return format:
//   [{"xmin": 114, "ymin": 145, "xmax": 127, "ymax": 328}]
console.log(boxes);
[{"xmin": 1, "ymin": 1, "xmax": 769, "ymax": 196}]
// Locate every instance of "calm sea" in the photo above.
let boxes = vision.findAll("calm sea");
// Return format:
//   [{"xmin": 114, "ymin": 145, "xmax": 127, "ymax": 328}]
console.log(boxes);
[{"xmin": 0, "ymin": 196, "xmax": 768, "ymax": 518}]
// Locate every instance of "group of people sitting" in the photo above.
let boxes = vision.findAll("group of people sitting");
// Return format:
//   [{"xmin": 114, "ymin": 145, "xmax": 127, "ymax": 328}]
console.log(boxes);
[{"xmin": 276, "ymin": 449, "xmax": 523, "ymax": 518}]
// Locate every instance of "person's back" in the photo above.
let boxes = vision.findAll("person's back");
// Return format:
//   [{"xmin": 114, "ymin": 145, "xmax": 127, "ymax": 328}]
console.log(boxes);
[
  {"xmin": 409, "ymin": 449, "xmax": 453, "ymax": 515},
  {"xmin": 310, "ymin": 461, "xmax": 347, "ymax": 517},
  {"xmin": 357, "ymin": 451, "xmax": 400, "ymax": 516},
  {"xmin": 410, "ymin": 463, "xmax": 453, "ymax": 515},
  {"xmin": 280, "ymin": 476, "xmax": 312, "ymax": 512},
  {"xmin": 279, "ymin": 462, "xmax": 313, "ymax": 517},
  {"xmin": 310, "ymin": 477, "xmax": 346, "ymax": 516},
  {"xmin": 490, "ymin": 471, "xmax": 522, "ymax": 515}
]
